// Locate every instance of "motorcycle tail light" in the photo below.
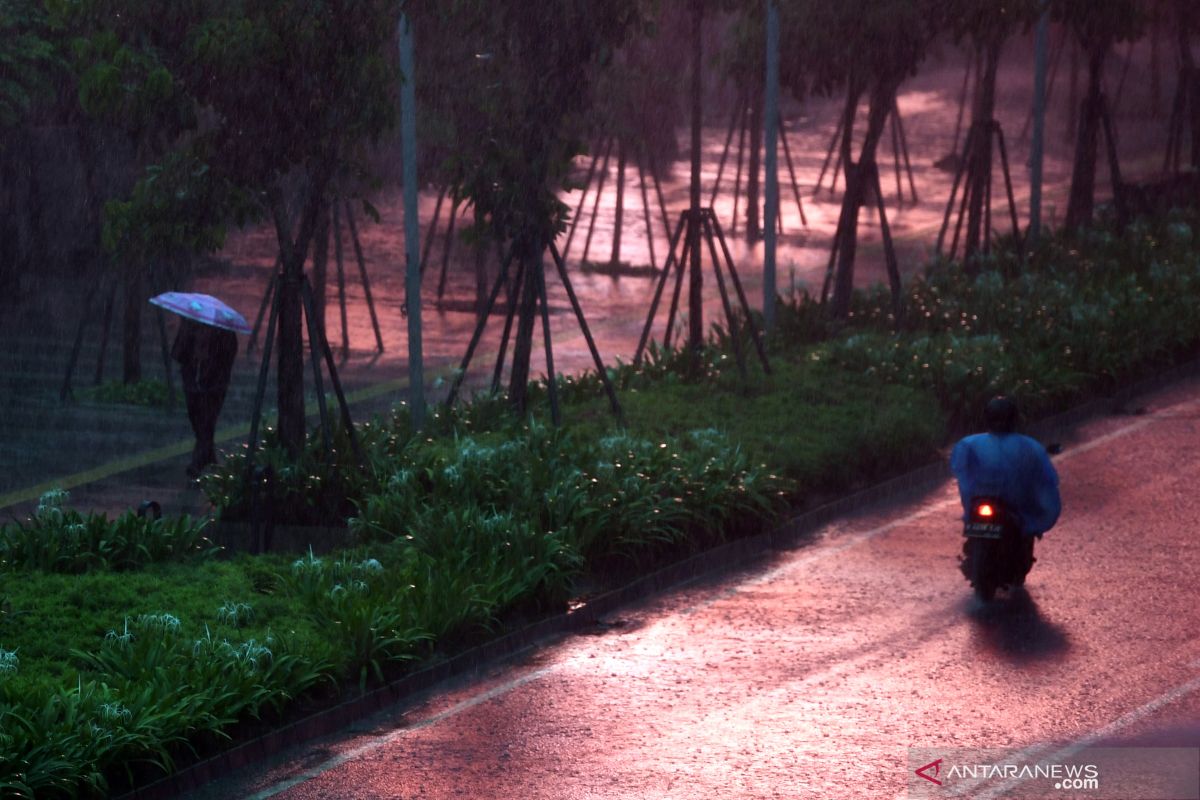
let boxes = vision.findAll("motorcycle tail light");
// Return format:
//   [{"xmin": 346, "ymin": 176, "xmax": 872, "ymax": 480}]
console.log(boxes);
[{"xmin": 976, "ymin": 503, "xmax": 995, "ymax": 518}]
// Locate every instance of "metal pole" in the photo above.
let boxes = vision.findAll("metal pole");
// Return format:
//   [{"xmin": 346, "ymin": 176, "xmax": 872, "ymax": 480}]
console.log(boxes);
[
  {"xmin": 1029, "ymin": 4, "xmax": 1049, "ymax": 247},
  {"xmin": 400, "ymin": 14, "xmax": 425, "ymax": 428},
  {"xmin": 763, "ymin": 0, "xmax": 780, "ymax": 330}
]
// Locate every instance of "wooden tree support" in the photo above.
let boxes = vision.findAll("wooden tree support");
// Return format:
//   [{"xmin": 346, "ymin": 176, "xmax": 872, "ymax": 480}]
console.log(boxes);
[
  {"xmin": 708, "ymin": 91, "xmax": 809, "ymax": 237},
  {"xmin": 815, "ymin": 99, "xmax": 917, "ymax": 205},
  {"xmin": 249, "ymin": 193, "xmax": 384, "ymax": 358},
  {"xmin": 60, "ymin": 266, "xmax": 177, "ymax": 407},
  {"xmin": 936, "ymin": 118, "xmax": 1023, "ymax": 261},
  {"xmin": 244, "ymin": 271, "xmax": 362, "ymax": 480},
  {"xmin": 556, "ymin": 136, "xmax": 674, "ymax": 275},
  {"xmin": 1164, "ymin": 61, "xmax": 1198, "ymax": 174},
  {"xmin": 443, "ymin": 240, "xmax": 623, "ymax": 425},
  {"xmin": 819, "ymin": 161, "xmax": 904, "ymax": 324},
  {"xmin": 415, "ymin": 183, "xmax": 512, "ymax": 313},
  {"xmin": 1098, "ymin": 94, "xmax": 1128, "ymax": 226},
  {"xmin": 634, "ymin": 207, "xmax": 771, "ymax": 380},
  {"xmin": 935, "ymin": 53, "xmax": 975, "ymax": 173}
]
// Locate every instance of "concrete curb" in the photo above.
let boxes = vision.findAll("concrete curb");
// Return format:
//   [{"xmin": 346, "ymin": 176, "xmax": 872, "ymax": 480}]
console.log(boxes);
[{"xmin": 118, "ymin": 358, "xmax": 1200, "ymax": 800}]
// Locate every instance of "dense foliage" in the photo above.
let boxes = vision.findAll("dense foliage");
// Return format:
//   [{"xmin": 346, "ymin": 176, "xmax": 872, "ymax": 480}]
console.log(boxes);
[
  {"xmin": 790, "ymin": 210, "xmax": 1200, "ymax": 429},
  {"xmin": 0, "ymin": 490, "xmax": 214, "ymax": 573}
]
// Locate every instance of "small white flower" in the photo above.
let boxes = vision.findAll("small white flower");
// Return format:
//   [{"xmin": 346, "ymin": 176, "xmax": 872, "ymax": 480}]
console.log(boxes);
[
  {"xmin": 36, "ymin": 489, "xmax": 69, "ymax": 512},
  {"xmin": 216, "ymin": 602, "xmax": 254, "ymax": 626},
  {"xmin": 138, "ymin": 613, "xmax": 181, "ymax": 634},
  {"xmin": 105, "ymin": 618, "xmax": 134, "ymax": 645},
  {"xmin": 292, "ymin": 548, "xmax": 323, "ymax": 573},
  {"xmin": 99, "ymin": 702, "xmax": 131, "ymax": 723},
  {"xmin": 0, "ymin": 647, "xmax": 18, "ymax": 674}
]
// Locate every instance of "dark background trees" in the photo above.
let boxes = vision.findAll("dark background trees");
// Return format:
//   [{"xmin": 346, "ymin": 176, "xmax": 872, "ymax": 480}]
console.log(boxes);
[
  {"xmin": 408, "ymin": 0, "xmax": 641, "ymax": 412},
  {"xmin": 1053, "ymin": 0, "xmax": 1145, "ymax": 230},
  {"xmin": 780, "ymin": 0, "xmax": 945, "ymax": 319}
]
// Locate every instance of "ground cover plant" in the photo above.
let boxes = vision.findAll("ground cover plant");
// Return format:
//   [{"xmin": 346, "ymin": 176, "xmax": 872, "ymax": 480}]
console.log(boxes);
[
  {"xmin": 0, "ymin": 490, "xmax": 215, "ymax": 573},
  {"xmin": 785, "ymin": 209, "xmax": 1200, "ymax": 430},
  {"xmin": 76, "ymin": 380, "xmax": 172, "ymax": 409},
  {"xmin": 4, "ymin": 208, "xmax": 1200, "ymax": 797}
]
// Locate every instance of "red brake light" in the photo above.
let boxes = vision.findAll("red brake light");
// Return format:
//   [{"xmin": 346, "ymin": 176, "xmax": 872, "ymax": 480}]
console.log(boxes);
[{"xmin": 976, "ymin": 503, "xmax": 995, "ymax": 518}]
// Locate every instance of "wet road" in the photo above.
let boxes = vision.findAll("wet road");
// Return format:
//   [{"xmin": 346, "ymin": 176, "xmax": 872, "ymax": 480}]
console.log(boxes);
[{"xmin": 189, "ymin": 380, "xmax": 1200, "ymax": 799}]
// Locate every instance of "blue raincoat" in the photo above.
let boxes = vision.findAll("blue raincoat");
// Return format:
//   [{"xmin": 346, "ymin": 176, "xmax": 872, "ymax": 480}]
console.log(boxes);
[{"xmin": 950, "ymin": 432, "xmax": 1061, "ymax": 536}]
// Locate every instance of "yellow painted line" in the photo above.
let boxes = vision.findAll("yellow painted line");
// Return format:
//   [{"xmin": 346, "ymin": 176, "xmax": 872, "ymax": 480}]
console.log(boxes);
[{"xmin": 0, "ymin": 377, "xmax": 415, "ymax": 510}]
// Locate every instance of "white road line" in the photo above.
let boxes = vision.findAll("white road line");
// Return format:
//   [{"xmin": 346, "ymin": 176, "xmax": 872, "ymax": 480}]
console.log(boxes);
[
  {"xmin": 974, "ymin": 670, "xmax": 1200, "ymax": 800},
  {"xmin": 252, "ymin": 394, "xmax": 1200, "ymax": 798}
]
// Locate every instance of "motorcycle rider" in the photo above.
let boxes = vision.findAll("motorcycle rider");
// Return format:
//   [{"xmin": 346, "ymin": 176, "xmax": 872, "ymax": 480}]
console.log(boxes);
[{"xmin": 950, "ymin": 396, "xmax": 1061, "ymax": 580}]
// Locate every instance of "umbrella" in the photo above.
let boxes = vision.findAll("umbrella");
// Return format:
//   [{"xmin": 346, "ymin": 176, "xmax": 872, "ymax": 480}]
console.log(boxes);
[{"xmin": 149, "ymin": 292, "xmax": 252, "ymax": 335}]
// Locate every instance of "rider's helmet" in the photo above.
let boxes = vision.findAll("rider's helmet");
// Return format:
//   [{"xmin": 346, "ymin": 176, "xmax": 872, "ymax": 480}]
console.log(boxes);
[{"xmin": 985, "ymin": 395, "xmax": 1018, "ymax": 434}]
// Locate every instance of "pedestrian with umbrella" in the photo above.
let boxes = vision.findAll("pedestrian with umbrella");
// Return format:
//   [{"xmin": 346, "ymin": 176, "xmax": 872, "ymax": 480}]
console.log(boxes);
[{"xmin": 150, "ymin": 292, "xmax": 250, "ymax": 477}]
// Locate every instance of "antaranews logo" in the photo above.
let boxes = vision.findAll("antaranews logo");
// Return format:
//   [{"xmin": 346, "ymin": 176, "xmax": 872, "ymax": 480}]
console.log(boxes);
[
  {"xmin": 915, "ymin": 759, "xmax": 943, "ymax": 786},
  {"xmin": 909, "ymin": 746, "xmax": 1199, "ymax": 799}
]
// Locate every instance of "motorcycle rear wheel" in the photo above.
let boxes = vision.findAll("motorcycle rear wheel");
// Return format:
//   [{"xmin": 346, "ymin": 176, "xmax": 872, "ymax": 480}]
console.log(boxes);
[{"xmin": 967, "ymin": 538, "xmax": 998, "ymax": 601}]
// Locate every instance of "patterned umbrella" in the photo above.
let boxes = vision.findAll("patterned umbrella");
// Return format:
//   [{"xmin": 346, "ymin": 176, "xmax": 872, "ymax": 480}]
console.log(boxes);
[{"xmin": 149, "ymin": 292, "xmax": 252, "ymax": 334}]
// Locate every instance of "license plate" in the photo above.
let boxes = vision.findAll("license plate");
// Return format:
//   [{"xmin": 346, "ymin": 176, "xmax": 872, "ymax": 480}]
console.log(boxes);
[{"xmin": 964, "ymin": 522, "xmax": 1003, "ymax": 539}]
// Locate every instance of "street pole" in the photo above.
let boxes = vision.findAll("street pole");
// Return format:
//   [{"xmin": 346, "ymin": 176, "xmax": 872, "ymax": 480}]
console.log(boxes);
[
  {"xmin": 688, "ymin": 0, "xmax": 704, "ymax": 353},
  {"xmin": 762, "ymin": 0, "xmax": 780, "ymax": 330},
  {"xmin": 1028, "ymin": 3, "xmax": 1049, "ymax": 248},
  {"xmin": 399, "ymin": 14, "xmax": 425, "ymax": 428}
]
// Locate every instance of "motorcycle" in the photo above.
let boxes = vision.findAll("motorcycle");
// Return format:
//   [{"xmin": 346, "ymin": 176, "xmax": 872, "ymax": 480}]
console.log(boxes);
[{"xmin": 960, "ymin": 497, "xmax": 1035, "ymax": 601}]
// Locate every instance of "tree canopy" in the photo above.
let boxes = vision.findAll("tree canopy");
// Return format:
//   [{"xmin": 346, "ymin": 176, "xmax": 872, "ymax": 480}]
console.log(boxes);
[{"xmin": 409, "ymin": 0, "xmax": 641, "ymax": 252}]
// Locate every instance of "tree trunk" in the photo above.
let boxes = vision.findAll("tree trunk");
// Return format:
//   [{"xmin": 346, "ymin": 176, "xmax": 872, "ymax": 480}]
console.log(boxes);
[
  {"xmin": 508, "ymin": 244, "xmax": 540, "ymax": 414},
  {"xmin": 474, "ymin": 208, "xmax": 489, "ymax": 319},
  {"xmin": 611, "ymin": 142, "xmax": 627, "ymax": 265},
  {"xmin": 1179, "ymin": 11, "xmax": 1200, "ymax": 168},
  {"xmin": 1065, "ymin": 44, "xmax": 1109, "ymax": 230},
  {"xmin": 830, "ymin": 79, "xmax": 897, "ymax": 319},
  {"xmin": 311, "ymin": 201, "xmax": 331, "ymax": 334},
  {"xmin": 965, "ymin": 40, "xmax": 1002, "ymax": 264},
  {"xmin": 121, "ymin": 265, "xmax": 143, "ymax": 384},
  {"xmin": 272, "ymin": 168, "xmax": 332, "ymax": 457},
  {"xmin": 746, "ymin": 83, "xmax": 763, "ymax": 242}
]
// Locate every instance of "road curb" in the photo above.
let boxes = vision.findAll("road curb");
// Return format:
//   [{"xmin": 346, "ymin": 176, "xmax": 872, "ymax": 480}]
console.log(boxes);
[{"xmin": 119, "ymin": 358, "xmax": 1200, "ymax": 800}]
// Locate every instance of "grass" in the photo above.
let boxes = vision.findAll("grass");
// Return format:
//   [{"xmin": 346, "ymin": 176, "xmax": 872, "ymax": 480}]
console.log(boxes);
[
  {"xmin": 77, "ymin": 380, "xmax": 173, "ymax": 409},
  {"xmin": 0, "ymin": 554, "xmax": 326, "ymax": 691}
]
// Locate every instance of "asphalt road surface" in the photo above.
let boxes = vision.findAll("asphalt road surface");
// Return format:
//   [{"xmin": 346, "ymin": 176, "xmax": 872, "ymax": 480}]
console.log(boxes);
[{"xmin": 190, "ymin": 379, "xmax": 1200, "ymax": 800}]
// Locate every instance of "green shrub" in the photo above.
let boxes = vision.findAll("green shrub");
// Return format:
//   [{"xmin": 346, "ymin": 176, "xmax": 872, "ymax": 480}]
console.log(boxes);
[
  {"xmin": 78, "ymin": 379, "xmax": 172, "ymax": 408},
  {"xmin": 281, "ymin": 549, "xmax": 431, "ymax": 688},
  {"xmin": 0, "ymin": 490, "xmax": 216, "ymax": 573}
]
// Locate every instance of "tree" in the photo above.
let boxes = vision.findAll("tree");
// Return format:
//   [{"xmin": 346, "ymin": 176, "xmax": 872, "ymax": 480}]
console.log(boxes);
[
  {"xmin": 409, "ymin": 0, "xmax": 640, "ymax": 413},
  {"xmin": 191, "ymin": 0, "xmax": 401, "ymax": 453},
  {"xmin": 54, "ymin": 0, "xmax": 402, "ymax": 454},
  {"xmin": 780, "ymin": 0, "xmax": 944, "ymax": 319},
  {"xmin": 1052, "ymin": 0, "xmax": 1144, "ymax": 230},
  {"xmin": 50, "ymin": 3, "xmax": 206, "ymax": 384},
  {"xmin": 0, "ymin": 0, "xmax": 60, "ymax": 293},
  {"xmin": 944, "ymin": 0, "xmax": 1041, "ymax": 262},
  {"xmin": 0, "ymin": 0, "xmax": 58, "ymax": 128}
]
